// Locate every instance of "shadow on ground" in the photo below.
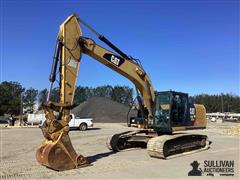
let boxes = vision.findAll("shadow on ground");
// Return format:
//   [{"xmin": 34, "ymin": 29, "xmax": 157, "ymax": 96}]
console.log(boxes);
[
  {"xmin": 87, "ymin": 128, "xmax": 101, "ymax": 131},
  {"xmin": 87, "ymin": 151, "xmax": 116, "ymax": 164},
  {"xmin": 70, "ymin": 127, "xmax": 101, "ymax": 131}
]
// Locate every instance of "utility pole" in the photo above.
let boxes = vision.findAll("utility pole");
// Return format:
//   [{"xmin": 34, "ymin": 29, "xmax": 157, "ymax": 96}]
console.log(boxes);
[
  {"xmin": 20, "ymin": 92, "xmax": 23, "ymax": 126},
  {"xmin": 228, "ymin": 104, "xmax": 232, "ymax": 112},
  {"xmin": 221, "ymin": 94, "xmax": 224, "ymax": 113}
]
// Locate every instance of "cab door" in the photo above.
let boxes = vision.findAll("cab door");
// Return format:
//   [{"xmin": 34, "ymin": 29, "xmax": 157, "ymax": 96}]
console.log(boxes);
[
  {"xmin": 153, "ymin": 93, "xmax": 172, "ymax": 133},
  {"xmin": 171, "ymin": 93, "xmax": 190, "ymax": 127}
]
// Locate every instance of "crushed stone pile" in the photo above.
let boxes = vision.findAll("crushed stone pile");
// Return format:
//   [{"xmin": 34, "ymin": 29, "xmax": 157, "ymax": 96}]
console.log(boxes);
[
  {"xmin": 71, "ymin": 97, "xmax": 136, "ymax": 123},
  {"xmin": 222, "ymin": 124, "xmax": 240, "ymax": 136}
]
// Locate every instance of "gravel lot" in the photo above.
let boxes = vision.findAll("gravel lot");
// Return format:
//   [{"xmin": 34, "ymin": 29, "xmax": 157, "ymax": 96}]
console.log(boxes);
[{"xmin": 0, "ymin": 122, "xmax": 239, "ymax": 180}]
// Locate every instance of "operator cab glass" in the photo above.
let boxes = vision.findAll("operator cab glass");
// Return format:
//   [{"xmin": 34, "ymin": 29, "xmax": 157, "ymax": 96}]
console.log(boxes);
[
  {"xmin": 153, "ymin": 92, "xmax": 172, "ymax": 132},
  {"xmin": 158, "ymin": 95, "xmax": 171, "ymax": 121},
  {"xmin": 153, "ymin": 91, "xmax": 191, "ymax": 133}
]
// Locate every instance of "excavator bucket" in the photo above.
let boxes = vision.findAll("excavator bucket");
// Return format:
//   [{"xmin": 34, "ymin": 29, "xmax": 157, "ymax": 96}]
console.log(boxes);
[
  {"xmin": 36, "ymin": 131, "xmax": 88, "ymax": 171},
  {"xmin": 36, "ymin": 102, "xmax": 88, "ymax": 171}
]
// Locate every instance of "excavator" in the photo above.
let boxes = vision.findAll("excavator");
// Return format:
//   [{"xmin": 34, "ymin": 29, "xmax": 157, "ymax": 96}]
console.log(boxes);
[{"xmin": 36, "ymin": 14, "xmax": 211, "ymax": 171}]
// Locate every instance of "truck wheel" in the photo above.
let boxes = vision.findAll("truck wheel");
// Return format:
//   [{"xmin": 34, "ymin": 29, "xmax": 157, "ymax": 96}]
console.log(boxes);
[{"xmin": 79, "ymin": 123, "xmax": 87, "ymax": 131}]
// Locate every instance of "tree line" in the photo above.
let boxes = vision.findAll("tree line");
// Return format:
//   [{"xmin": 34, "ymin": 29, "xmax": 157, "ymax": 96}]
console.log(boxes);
[
  {"xmin": 192, "ymin": 94, "xmax": 240, "ymax": 113},
  {"xmin": 0, "ymin": 81, "xmax": 133, "ymax": 116},
  {"xmin": 0, "ymin": 81, "xmax": 239, "ymax": 116},
  {"xmin": 39, "ymin": 85, "xmax": 133, "ymax": 107}
]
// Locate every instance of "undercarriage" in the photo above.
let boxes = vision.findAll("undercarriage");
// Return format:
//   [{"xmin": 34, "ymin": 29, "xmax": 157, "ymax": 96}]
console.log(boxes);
[{"xmin": 107, "ymin": 130, "xmax": 211, "ymax": 159}]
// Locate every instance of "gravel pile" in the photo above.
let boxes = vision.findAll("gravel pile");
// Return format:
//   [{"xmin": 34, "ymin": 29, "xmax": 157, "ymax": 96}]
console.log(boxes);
[{"xmin": 71, "ymin": 97, "xmax": 136, "ymax": 123}]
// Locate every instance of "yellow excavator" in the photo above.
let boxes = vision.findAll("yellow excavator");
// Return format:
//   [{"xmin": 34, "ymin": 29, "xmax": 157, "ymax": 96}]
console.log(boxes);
[{"xmin": 36, "ymin": 14, "xmax": 211, "ymax": 171}]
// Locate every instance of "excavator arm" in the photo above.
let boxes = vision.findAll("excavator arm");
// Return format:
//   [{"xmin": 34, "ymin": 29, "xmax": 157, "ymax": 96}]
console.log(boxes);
[
  {"xmin": 79, "ymin": 37, "xmax": 155, "ymax": 123},
  {"xmin": 36, "ymin": 14, "xmax": 155, "ymax": 170}
]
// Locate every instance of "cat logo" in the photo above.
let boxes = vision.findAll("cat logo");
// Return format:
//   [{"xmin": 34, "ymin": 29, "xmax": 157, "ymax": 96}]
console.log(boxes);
[
  {"xmin": 103, "ymin": 53, "xmax": 125, "ymax": 67},
  {"xmin": 111, "ymin": 55, "xmax": 120, "ymax": 66}
]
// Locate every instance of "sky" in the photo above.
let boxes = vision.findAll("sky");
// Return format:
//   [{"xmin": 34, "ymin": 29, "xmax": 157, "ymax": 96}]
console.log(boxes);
[{"xmin": 0, "ymin": 0, "xmax": 239, "ymax": 96}]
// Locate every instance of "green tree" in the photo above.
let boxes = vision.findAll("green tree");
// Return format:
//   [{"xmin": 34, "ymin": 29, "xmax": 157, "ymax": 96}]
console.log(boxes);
[
  {"xmin": 38, "ymin": 88, "xmax": 48, "ymax": 104},
  {"xmin": 111, "ymin": 86, "xmax": 133, "ymax": 105},
  {"xmin": 193, "ymin": 93, "xmax": 240, "ymax": 113},
  {"xmin": 93, "ymin": 85, "xmax": 113, "ymax": 98},
  {"xmin": 74, "ymin": 86, "xmax": 88, "ymax": 105},
  {"xmin": 0, "ymin": 81, "xmax": 25, "ymax": 115},
  {"xmin": 85, "ymin": 87, "xmax": 94, "ymax": 99},
  {"xmin": 49, "ymin": 87, "xmax": 60, "ymax": 102},
  {"xmin": 23, "ymin": 88, "xmax": 38, "ymax": 113},
  {"xmin": 38, "ymin": 88, "xmax": 48, "ymax": 110}
]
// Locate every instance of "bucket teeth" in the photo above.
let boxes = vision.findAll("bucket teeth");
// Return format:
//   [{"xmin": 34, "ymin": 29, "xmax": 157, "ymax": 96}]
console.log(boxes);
[{"xmin": 36, "ymin": 132, "xmax": 88, "ymax": 171}]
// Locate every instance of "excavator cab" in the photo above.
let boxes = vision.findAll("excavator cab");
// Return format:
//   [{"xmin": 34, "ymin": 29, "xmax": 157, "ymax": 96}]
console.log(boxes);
[{"xmin": 153, "ymin": 91, "xmax": 206, "ymax": 133}]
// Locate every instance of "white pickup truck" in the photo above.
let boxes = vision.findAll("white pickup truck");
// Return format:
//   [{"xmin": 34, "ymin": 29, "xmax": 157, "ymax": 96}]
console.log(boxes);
[
  {"xmin": 38, "ymin": 113, "xmax": 93, "ymax": 131},
  {"xmin": 69, "ymin": 114, "xmax": 93, "ymax": 131}
]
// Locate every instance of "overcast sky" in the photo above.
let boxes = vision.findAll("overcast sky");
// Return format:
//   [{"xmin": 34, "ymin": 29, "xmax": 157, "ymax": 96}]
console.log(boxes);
[{"xmin": 0, "ymin": 0, "xmax": 239, "ymax": 95}]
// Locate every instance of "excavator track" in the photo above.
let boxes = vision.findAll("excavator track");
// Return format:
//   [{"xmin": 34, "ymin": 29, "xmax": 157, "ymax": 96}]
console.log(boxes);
[
  {"xmin": 106, "ymin": 131, "xmax": 146, "ymax": 151},
  {"xmin": 147, "ymin": 133, "xmax": 210, "ymax": 159}
]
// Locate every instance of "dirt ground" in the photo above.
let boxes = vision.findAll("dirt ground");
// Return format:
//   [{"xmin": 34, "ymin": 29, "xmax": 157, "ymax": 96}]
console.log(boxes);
[{"xmin": 0, "ymin": 122, "xmax": 239, "ymax": 180}]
